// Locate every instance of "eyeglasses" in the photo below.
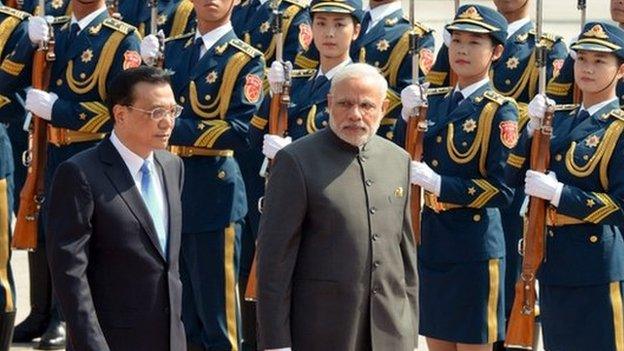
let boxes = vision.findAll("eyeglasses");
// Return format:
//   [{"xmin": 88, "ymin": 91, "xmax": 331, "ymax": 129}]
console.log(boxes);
[{"xmin": 126, "ymin": 104, "xmax": 184, "ymax": 120}]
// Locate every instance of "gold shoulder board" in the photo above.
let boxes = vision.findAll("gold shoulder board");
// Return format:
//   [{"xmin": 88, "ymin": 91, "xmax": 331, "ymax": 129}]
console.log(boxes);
[
  {"xmin": 0, "ymin": 6, "xmax": 29, "ymax": 20},
  {"xmin": 165, "ymin": 31, "xmax": 194, "ymax": 43},
  {"xmin": 554, "ymin": 104, "xmax": 580, "ymax": 111},
  {"xmin": 283, "ymin": 0, "xmax": 310, "ymax": 8},
  {"xmin": 103, "ymin": 18, "xmax": 136, "ymax": 35},
  {"xmin": 229, "ymin": 38, "xmax": 262, "ymax": 58},
  {"xmin": 290, "ymin": 68, "xmax": 316, "ymax": 78},
  {"xmin": 426, "ymin": 87, "xmax": 453, "ymax": 95}
]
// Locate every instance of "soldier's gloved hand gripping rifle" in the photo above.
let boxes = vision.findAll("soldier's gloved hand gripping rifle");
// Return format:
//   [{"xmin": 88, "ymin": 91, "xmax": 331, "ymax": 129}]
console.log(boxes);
[
  {"xmin": 505, "ymin": 0, "xmax": 555, "ymax": 348},
  {"xmin": 149, "ymin": 0, "xmax": 165, "ymax": 68},
  {"xmin": 245, "ymin": 1, "xmax": 292, "ymax": 302},
  {"xmin": 12, "ymin": 0, "xmax": 55, "ymax": 250},
  {"xmin": 405, "ymin": 0, "xmax": 428, "ymax": 245}
]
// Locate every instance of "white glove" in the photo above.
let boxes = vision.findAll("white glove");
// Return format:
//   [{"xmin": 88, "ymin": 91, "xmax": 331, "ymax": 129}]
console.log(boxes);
[
  {"xmin": 263, "ymin": 134, "xmax": 292, "ymax": 159},
  {"xmin": 25, "ymin": 88, "xmax": 58, "ymax": 121},
  {"xmin": 28, "ymin": 16, "xmax": 49, "ymax": 45},
  {"xmin": 140, "ymin": 33, "xmax": 160, "ymax": 65},
  {"xmin": 526, "ymin": 94, "xmax": 555, "ymax": 137},
  {"xmin": 524, "ymin": 170, "xmax": 564, "ymax": 206},
  {"xmin": 410, "ymin": 161, "xmax": 441, "ymax": 195},
  {"xmin": 268, "ymin": 61, "xmax": 286, "ymax": 95},
  {"xmin": 400, "ymin": 82, "xmax": 429, "ymax": 122}
]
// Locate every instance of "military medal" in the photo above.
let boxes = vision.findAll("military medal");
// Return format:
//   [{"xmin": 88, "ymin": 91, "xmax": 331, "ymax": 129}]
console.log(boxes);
[
  {"xmin": 499, "ymin": 120, "xmax": 519, "ymax": 148},
  {"xmin": 376, "ymin": 39, "xmax": 390, "ymax": 52},
  {"xmin": 506, "ymin": 56, "xmax": 520, "ymax": 70},
  {"xmin": 81, "ymin": 49, "xmax": 94, "ymax": 63},
  {"xmin": 462, "ymin": 119, "xmax": 477, "ymax": 133},
  {"xmin": 585, "ymin": 135, "xmax": 600, "ymax": 148}
]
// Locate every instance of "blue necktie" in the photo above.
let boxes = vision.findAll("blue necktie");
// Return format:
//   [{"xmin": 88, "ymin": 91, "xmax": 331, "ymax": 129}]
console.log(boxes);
[
  {"xmin": 140, "ymin": 160, "xmax": 167, "ymax": 254},
  {"xmin": 66, "ymin": 23, "xmax": 80, "ymax": 51},
  {"xmin": 448, "ymin": 91, "xmax": 464, "ymax": 113},
  {"xmin": 576, "ymin": 109, "xmax": 590, "ymax": 122},
  {"xmin": 360, "ymin": 12, "xmax": 372, "ymax": 34},
  {"xmin": 189, "ymin": 37, "xmax": 204, "ymax": 69}
]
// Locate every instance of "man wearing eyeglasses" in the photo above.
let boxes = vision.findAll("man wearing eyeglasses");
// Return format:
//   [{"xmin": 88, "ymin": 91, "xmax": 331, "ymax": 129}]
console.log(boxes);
[{"xmin": 45, "ymin": 66, "xmax": 186, "ymax": 351}]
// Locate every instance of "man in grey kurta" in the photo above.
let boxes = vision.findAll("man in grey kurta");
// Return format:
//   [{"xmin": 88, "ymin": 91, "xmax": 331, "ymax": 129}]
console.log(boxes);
[{"xmin": 256, "ymin": 63, "xmax": 418, "ymax": 351}]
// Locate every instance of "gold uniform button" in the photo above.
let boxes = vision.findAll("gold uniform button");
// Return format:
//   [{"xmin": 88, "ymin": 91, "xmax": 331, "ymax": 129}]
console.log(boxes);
[
  {"xmin": 56, "ymin": 79, "xmax": 63, "ymax": 86},
  {"xmin": 473, "ymin": 214, "xmax": 481, "ymax": 222},
  {"xmin": 322, "ymin": 121, "xmax": 328, "ymax": 127},
  {"xmin": 180, "ymin": 96, "xmax": 186, "ymax": 103},
  {"xmin": 436, "ymin": 136, "xmax": 442, "ymax": 143},
  {"xmin": 431, "ymin": 159, "xmax": 439, "ymax": 167},
  {"xmin": 205, "ymin": 95, "xmax": 211, "ymax": 101},
  {"xmin": 386, "ymin": 131, "xmax": 393, "ymax": 139},
  {"xmin": 296, "ymin": 118, "xmax": 303, "ymax": 125},
  {"xmin": 583, "ymin": 155, "xmax": 589, "ymax": 160},
  {"xmin": 555, "ymin": 154, "xmax": 562, "ymax": 162},
  {"xmin": 217, "ymin": 170, "xmax": 226, "ymax": 179},
  {"xmin": 589, "ymin": 235, "xmax": 599, "ymax": 243},
  {"xmin": 79, "ymin": 73, "xmax": 86, "ymax": 79},
  {"xmin": 505, "ymin": 79, "xmax": 511, "ymax": 85}
]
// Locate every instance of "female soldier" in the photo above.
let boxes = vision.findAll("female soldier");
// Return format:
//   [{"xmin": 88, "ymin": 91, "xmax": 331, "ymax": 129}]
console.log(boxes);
[
  {"xmin": 399, "ymin": 5, "xmax": 517, "ymax": 351},
  {"xmin": 249, "ymin": 0, "xmax": 361, "ymax": 158},
  {"xmin": 506, "ymin": 21, "xmax": 624, "ymax": 351}
]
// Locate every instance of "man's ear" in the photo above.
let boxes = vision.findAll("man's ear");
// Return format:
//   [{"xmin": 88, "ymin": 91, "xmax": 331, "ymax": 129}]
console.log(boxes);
[
  {"xmin": 112, "ymin": 104, "xmax": 126, "ymax": 125},
  {"xmin": 381, "ymin": 98, "xmax": 389, "ymax": 115},
  {"xmin": 617, "ymin": 62, "xmax": 624, "ymax": 80},
  {"xmin": 492, "ymin": 43, "xmax": 504, "ymax": 62},
  {"xmin": 352, "ymin": 22, "xmax": 361, "ymax": 41}
]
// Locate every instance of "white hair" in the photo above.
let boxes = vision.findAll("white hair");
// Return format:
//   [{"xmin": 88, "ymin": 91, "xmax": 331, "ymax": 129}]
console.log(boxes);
[{"xmin": 329, "ymin": 63, "xmax": 388, "ymax": 98}]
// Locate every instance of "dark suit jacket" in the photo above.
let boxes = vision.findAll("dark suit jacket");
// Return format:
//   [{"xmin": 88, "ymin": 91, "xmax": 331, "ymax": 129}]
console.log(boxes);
[
  {"xmin": 46, "ymin": 138, "xmax": 186, "ymax": 351},
  {"xmin": 257, "ymin": 128, "xmax": 419, "ymax": 351}
]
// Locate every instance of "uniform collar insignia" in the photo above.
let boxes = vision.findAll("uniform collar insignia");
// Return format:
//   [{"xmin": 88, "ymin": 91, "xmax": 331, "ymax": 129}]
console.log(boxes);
[
  {"xmin": 385, "ymin": 17, "xmax": 398, "ymax": 26},
  {"xmin": 89, "ymin": 23, "xmax": 102, "ymax": 35},
  {"xmin": 215, "ymin": 43, "xmax": 228, "ymax": 55},
  {"xmin": 458, "ymin": 6, "xmax": 483, "ymax": 21}
]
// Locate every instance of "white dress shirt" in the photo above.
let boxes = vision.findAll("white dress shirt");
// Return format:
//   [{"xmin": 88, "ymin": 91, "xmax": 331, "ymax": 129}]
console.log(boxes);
[
  {"xmin": 364, "ymin": 1, "xmax": 402, "ymax": 34},
  {"xmin": 71, "ymin": 6, "xmax": 108, "ymax": 33},
  {"xmin": 581, "ymin": 97, "xmax": 619, "ymax": 116},
  {"xmin": 110, "ymin": 131, "xmax": 169, "ymax": 235},
  {"xmin": 195, "ymin": 22, "xmax": 234, "ymax": 58},
  {"xmin": 317, "ymin": 58, "xmax": 352, "ymax": 80},
  {"xmin": 506, "ymin": 17, "xmax": 532, "ymax": 39},
  {"xmin": 454, "ymin": 77, "xmax": 490, "ymax": 100}
]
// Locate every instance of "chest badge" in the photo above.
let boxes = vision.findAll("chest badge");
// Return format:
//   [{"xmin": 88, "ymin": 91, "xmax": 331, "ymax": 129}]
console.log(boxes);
[
  {"xmin": 585, "ymin": 135, "xmax": 601, "ymax": 148},
  {"xmin": 157, "ymin": 14, "xmax": 167, "ymax": 26},
  {"xmin": 506, "ymin": 56, "xmax": 520, "ymax": 70},
  {"xmin": 394, "ymin": 186, "xmax": 404, "ymax": 198},
  {"xmin": 51, "ymin": 0, "xmax": 64, "ymax": 9},
  {"xmin": 80, "ymin": 49, "xmax": 93, "ymax": 63},
  {"xmin": 260, "ymin": 21, "xmax": 270, "ymax": 34},
  {"xmin": 376, "ymin": 39, "xmax": 390, "ymax": 52},
  {"xmin": 462, "ymin": 118, "xmax": 477, "ymax": 133},
  {"xmin": 206, "ymin": 71, "xmax": 218, "ymax": 84}
]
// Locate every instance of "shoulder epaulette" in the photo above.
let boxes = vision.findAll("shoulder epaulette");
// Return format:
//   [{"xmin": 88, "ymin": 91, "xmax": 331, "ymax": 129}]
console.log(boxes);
[
  {"xmin": 229, "ymin": 38, "xmax": 262, "ymax": 58},
  {"xmin": 413, "ymin": 21, "xmax": 433, "ymax": 34},
  {"xmin": 554, "ymin": 104, "xmax": 579, "ymax": 111},
  {"xmin": 290, "ymin": 68, "xmax": 316, "ymax": 78},
  {"xmin": 50, "ymin": 16, "xmax": 70, "ymax": 25},
  {"xmin": 609, "ymin": 109, "xmax": 624, "ymax": 121},
  {"xmin": 426, "ymin": 87, "xmax": 452, "ymax": 95},
  {"xmin": 0, "ymin": 6, "xmax": 29, "ymax": 20},
  {"xmin": 528, "ymin": 30, "xmax": 563, "ymax": 48},
  {"xmin": 165, "ymin": 31, "xmax": 194, "ymax": 43},
  {"xmin": 103, "ymin": 18, "xmax": 136, "ymax": 35},
  {"xmin": 283, "ymin": 0, "xmax": 310, "ymax": 8},
  {"xmin": 483, "ymin": 90, "xmax": 508, "ymax": 105}
]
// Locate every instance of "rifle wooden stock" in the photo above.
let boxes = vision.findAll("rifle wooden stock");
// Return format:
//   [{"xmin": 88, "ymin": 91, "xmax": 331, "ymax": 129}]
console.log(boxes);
[
  {"xmin": 405, "ymin": 105, "xmax": 428, "ymax": 244},
  {"xmin": 505, "ymin": 107, "xmax": 554, "ymax": 349},
  {"xmin": 12, "ymin": 40, "xmax": 55, "ymax": 250},
  {"xmin": 245, "ymin": 75, "xmax": 291, "ymax": 302}
]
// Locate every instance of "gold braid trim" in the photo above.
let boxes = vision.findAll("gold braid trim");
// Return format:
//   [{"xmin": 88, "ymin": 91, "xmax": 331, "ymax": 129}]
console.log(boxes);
[
  {"xmin": 194, "ymin": 120, "xmax": 230, "ymax": 147},
  {"xmin": 469, "ymin": 179, "xmax": 500, "ymax": 208},
  {"xmin": 506, "ymin": 153, "xmax": 525, "ymax": 168},
  {"xmin": 565, "ymin": 119, "xmax": 624, "ymax": 189},
  {"xmin": 66, "ymin": 31, "xmax": 126, "ymax": 99},
  {"xmin": 491, "ymin": 51, "xmax": 536, "ymax": 99},
  {"xmin": 295, "ymin": 54, "xmax": 318, "ymax": 69},
  {"xmin": 0, "ymin": 58, "xmax": 23, "ymax": 76},
  {"xmin": 306, "ymin": 104, "xmax": 318, "ymax": 134},
  {"xmin": 264, "ymin": 5, "xmax": 300, "ymax": 60},
  {"xmin": 426, "ymin": 70, "xmax": 448, "ymax": 86},
  {"xmin": 382, "ymin": 31, "xmax": 409, "ymax": 88},
  {"xmin": 0, "ymin": 95, "xmax": 10, "ymax": 109},
  {"xmin": 446, "ymin": 101, "xmax": 499, "ymax": 176},
  {"xmin": 584, "ymin": 193, "xmax": 620, "ymax": 224},
  {"xmin": 517, "ymin": 102, "xmax": 530, "ymax": 130},
  {"xmin": 546, "ymin": 80, "xmax": 572, "ymax": 96},
  {"xmin": 251, "ymin": 115, "xmax": 268, "ymax": 129},
  {"xmin": 190, "ymin": 52, "xmax": 251, "ymax": 119},
  {"xmin": 77, "ymin": 102, "xmax": 109, "ymax": 133},
  {"xmin": 170, "ymin": 0, "xmax": 193, "ymax": 37},
  {"xmin": 385, "ymin": 88, "xmax": 401, "ymax": 114},
  {"xmin": 0, "ymin": 16, "xmax": 22, "ymax": 58}
]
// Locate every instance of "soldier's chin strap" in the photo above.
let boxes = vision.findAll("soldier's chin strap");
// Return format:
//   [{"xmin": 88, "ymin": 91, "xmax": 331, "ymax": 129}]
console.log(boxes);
[{"xmin": 594, "ymin": 68, "xmax": 622, "ymax": 95}]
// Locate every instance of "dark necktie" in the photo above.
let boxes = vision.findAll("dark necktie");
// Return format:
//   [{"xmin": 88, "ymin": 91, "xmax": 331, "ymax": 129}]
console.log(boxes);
[
  {"xmin": 448, "ymin": 91, "xmax": 464, "ymax": 113},
  {"xmin": 312, "ymin": 75, "xmax": 328, "ymax": 91},
  {"xmin": 189, "ymin": 37, "xmax": 204, "ymax": 69},
  {"xmin": 576, "ymin": 109, "xmax": 590, "ymax": 122},
  {"xmin": 67, "ymin": 23, "xmax": 80, "ymax": 49},
  {"xmin": 360, "ymin": 12, "xmax": 372, "ymax": 34}
]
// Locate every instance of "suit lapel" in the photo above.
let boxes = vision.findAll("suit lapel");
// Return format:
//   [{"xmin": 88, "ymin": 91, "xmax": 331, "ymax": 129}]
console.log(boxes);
[{"xmin": 99, "ymin": 139, "xmax": 167, "ymax": 261}]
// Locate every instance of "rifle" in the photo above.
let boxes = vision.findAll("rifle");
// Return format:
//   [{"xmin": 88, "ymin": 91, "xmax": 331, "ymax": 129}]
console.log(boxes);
[
  {"xmin": 404, "ymin": 0, "xmax": 428, "ymax": 244},
  {"xmin": 149, "ymin": 0, "xmax": 165, "ymax": 67},
  {"xmin": 245, "ymin": 1, "xmax": 291, "ymax": 302},
  {"xmin": 505, "ymin": 0, "xmax": 554, "ymax": 348},
  {"xmin": 572, "ymin": 0, "xmax": 586, "ymax": 104},
  {"xmin": 106, "ymin": 0, "xmax": 122, "ymax": 20},
  {"xmin": 12, "ymin": 1, "xmax": 55, "ymax": 250}
]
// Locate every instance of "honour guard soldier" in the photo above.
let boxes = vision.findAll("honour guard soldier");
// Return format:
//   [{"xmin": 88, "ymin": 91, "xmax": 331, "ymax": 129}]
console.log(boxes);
[
  {"xmin": 547, "ymin": 0, "xmax": 624, "ymax": 105},
  {"xmin": 251, "ymin": 0, "xmax": 361, "ymax": 157},
  {"xmin": 0, "ymin": 5, "xmax": 30, "ymax": 350},
  {"xmin": 2, "ymin": 0, "xmax": 141, "ymax": 348},
  {"xmin": 117, "ymin": 0, "xmax": 196, "ymax": 38},
  {"xmin": 506, "ymin": 21, "xmax": 624, "ymax": 351},
  {"xmin": 140, "ymin": 0, "xmax": 265, "ymax": 349},
  {"xmin": 15, "ymin": 0, "xmax": 71, "ymax": 16},
  {"xmin": 231, "ymin": 0, "xmax": 311, "ymax": 65},
  {"xmin": 399, "ymin": 5, "xmax": 517, "ymax": 351}
]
